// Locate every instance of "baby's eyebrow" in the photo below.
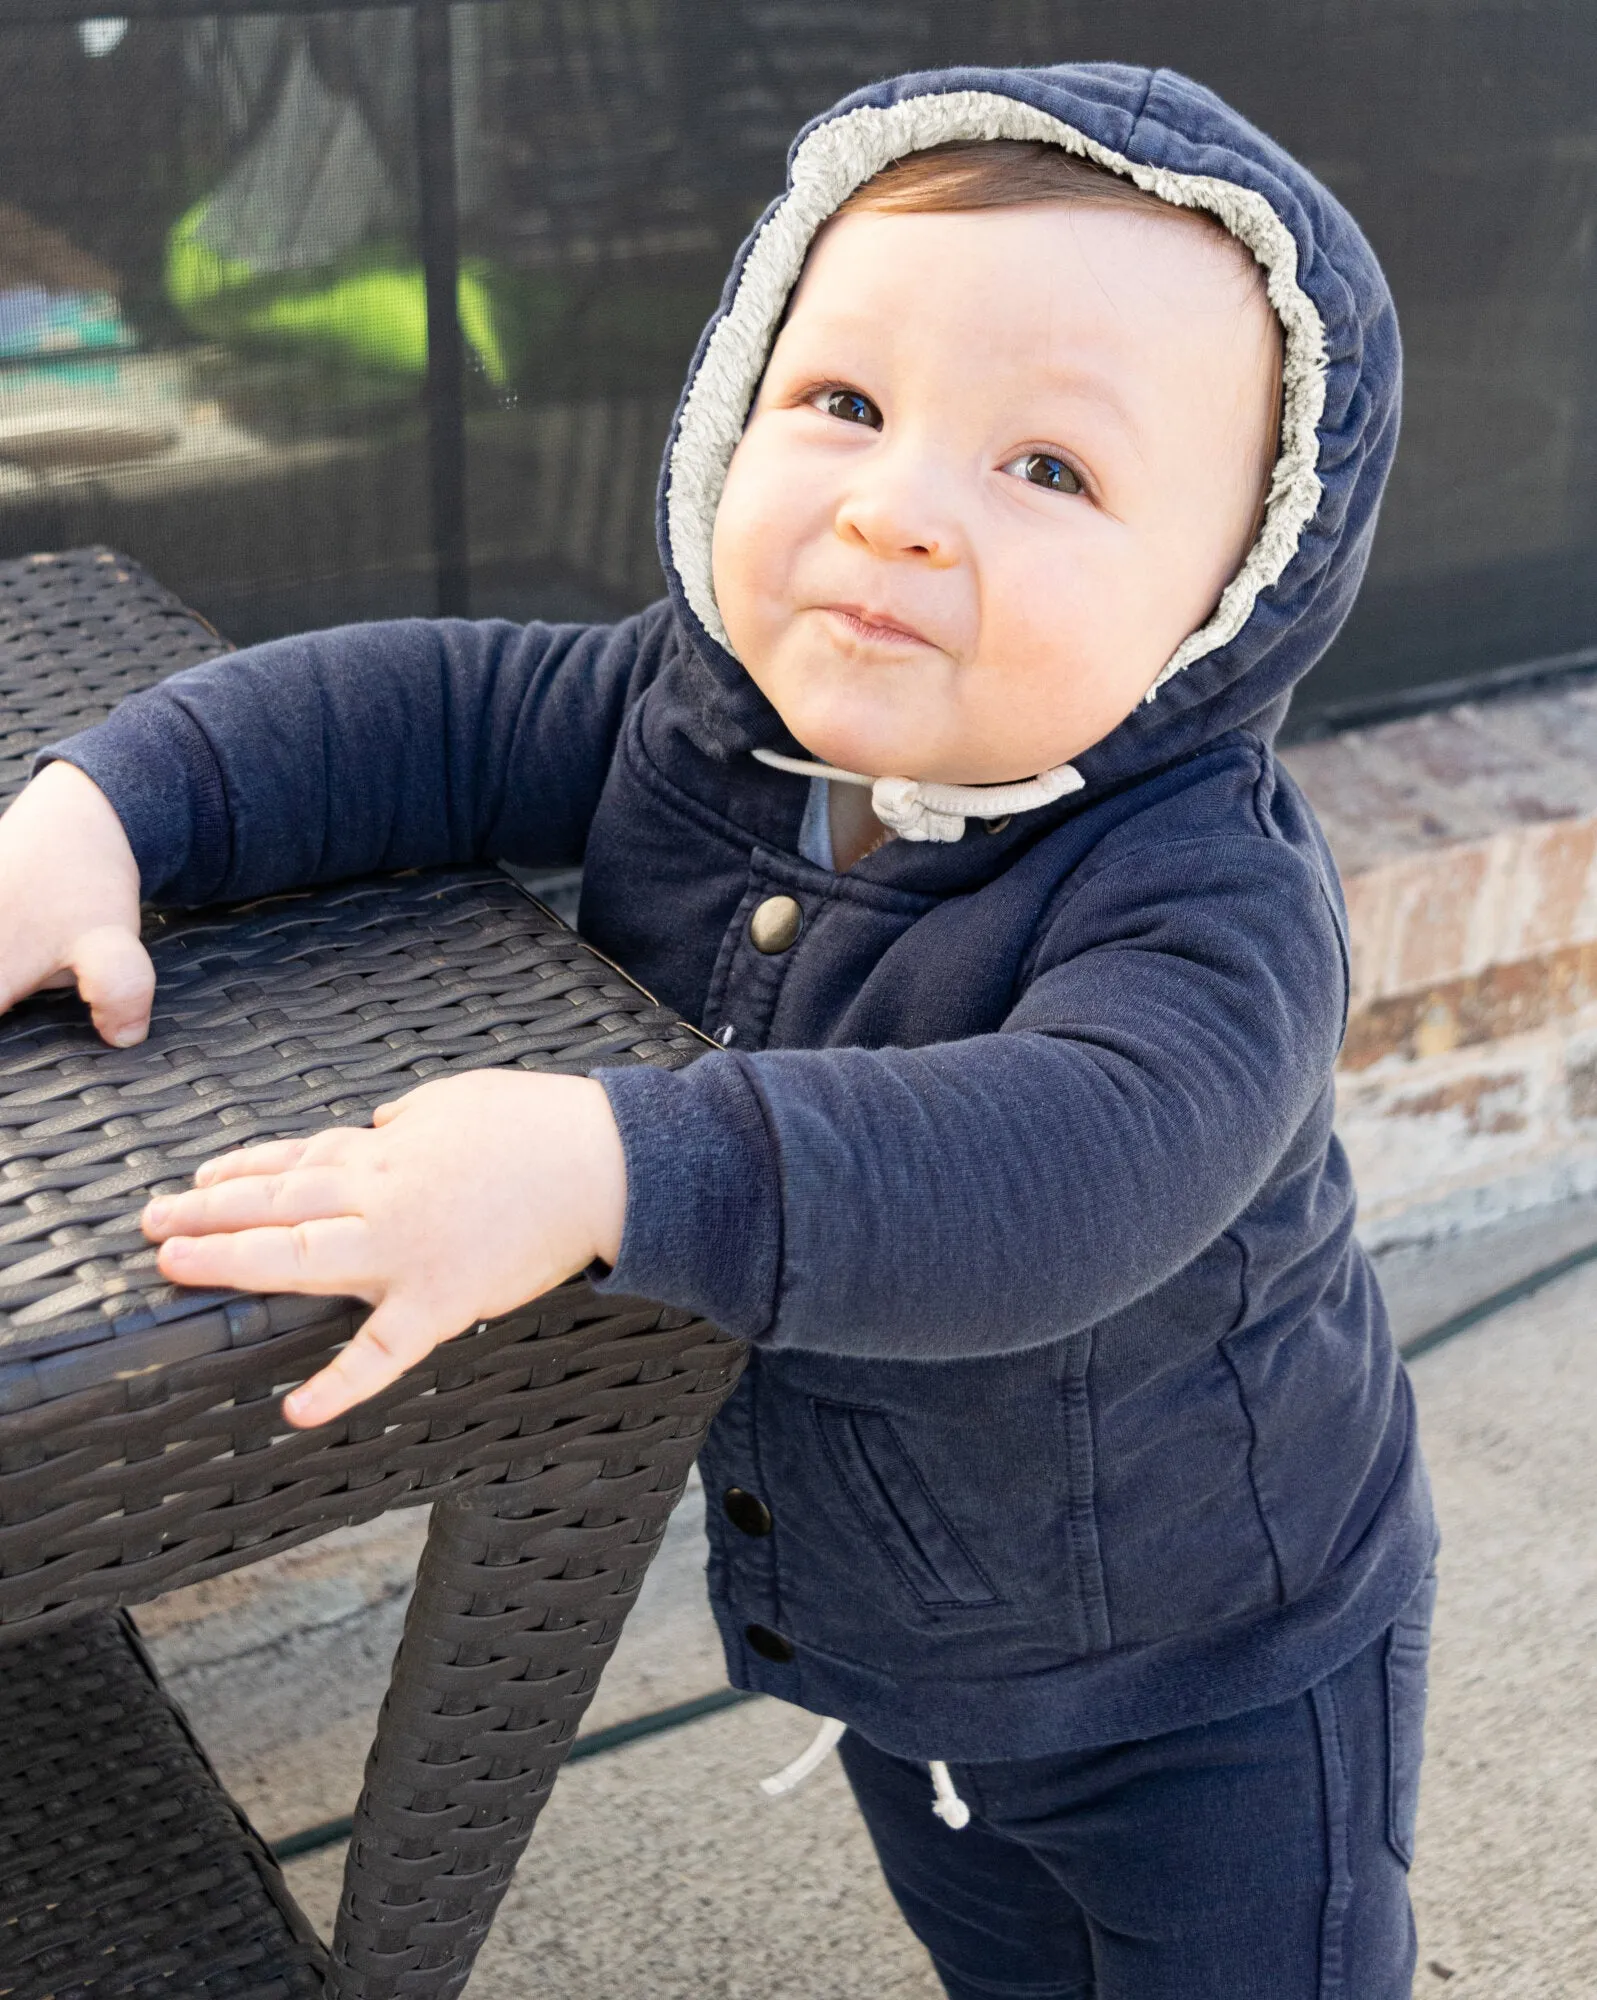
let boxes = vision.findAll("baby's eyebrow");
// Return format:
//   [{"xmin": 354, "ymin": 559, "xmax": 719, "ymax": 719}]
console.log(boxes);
[
  {"xmin": 1032, "ymin": 362, "xmax": 1142, "ymax": 448},
  {"xmin": 773, "ymin": 303, "xmax": 1144, "ymax": 450}
]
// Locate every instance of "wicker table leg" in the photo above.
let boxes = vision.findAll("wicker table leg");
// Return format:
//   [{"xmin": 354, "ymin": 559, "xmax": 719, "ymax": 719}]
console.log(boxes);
[
  {"xmin": 0, "ymin": 1612, "xmax": 327, "ymax": 2000},
  {"xmin": 328, "ymin": 1439, "xmax": 713, "ymax": 1999}
]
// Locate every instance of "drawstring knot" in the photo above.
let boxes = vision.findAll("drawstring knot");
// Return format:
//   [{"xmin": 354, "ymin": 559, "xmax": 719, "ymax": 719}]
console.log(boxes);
[
  {"xmin": 928, "ymin": 1760, "xmax": 972, "ymax": 1830},
  {"xmin": 868, "ymin": 775, "xmax": 966, "ymax": 843},
  {"xmin": 752, "ymin": 748, "xmax": 1084, "ymax": 843}
]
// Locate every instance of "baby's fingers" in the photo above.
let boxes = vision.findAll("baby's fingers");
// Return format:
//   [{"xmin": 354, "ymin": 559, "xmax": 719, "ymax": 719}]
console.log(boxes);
[
  {"xmin": 143, "ymin": 1165, "xmax": 351, "ymax": 1242},
  {"xmin": 69, "ymin": 926, "xmax": 155, "ymax": 1048},
  {"xmin": 192, "ymin": 1137, "xmax": 314, "ymax": 1188},
  {"xmin": 283, "ymin": 1298, "xmax": 454, "ymax": 1428},
  {"xmin": 155, "ymin": 1215, "xmax": 374, "ymax": 1297}
]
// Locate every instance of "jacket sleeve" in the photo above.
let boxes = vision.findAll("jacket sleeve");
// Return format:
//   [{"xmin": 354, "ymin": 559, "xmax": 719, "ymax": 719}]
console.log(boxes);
[
  {"xmin": 594, "ymin": 831, "xmax": 1348, "ymax": 1358},
  {"xmin": 41, "ymin": 607, "xmax": 670, "ymax": 905}
]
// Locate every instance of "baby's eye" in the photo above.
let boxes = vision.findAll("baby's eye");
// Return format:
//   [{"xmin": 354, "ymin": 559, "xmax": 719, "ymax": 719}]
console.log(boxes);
[
  {"xmin": 813, "ymin": 387, "xmax": 883, "ymax": 430},
  {"xmin": 1001, "ymin": 451, "xmax": 1084, "ymax": 496}
]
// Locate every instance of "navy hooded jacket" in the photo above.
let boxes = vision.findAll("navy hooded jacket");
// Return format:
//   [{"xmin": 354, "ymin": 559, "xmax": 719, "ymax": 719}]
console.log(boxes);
[{"xmin": 48, "ymin": 63, "xmax": 1435, "ymax": 1761}]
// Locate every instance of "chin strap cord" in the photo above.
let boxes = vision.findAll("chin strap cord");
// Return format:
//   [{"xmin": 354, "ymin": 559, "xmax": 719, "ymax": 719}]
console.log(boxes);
[
  {"xmin": 757, "ymin": 1715, "xmax": 973, "ymax": 1830},
  {"xmin": 752, "ymin": 747, "xmax": 1084, "ymax": 843}
]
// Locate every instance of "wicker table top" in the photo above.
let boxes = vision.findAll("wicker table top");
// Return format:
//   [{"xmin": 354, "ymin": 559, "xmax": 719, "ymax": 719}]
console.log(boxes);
[
  {"xmin": 0, "ymin": 550, "xmax": 740, "ymax": 2000},
  {"xmin": 0, "ymin": 867, "xmax": 703, "ymax": 1394},
  {"xmin": 0, "ymin": 546, "xmax": 704, "ymax": 1391}
]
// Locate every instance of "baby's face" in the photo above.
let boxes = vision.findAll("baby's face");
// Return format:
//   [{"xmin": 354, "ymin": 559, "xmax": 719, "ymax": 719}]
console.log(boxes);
[{"xmin": 711, "ymin": 200, "xmax": 1281, "ymax": 785}]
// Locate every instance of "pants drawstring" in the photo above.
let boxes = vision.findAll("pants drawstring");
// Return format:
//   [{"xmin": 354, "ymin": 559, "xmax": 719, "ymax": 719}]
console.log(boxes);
[
  {"xmin": 758, "ymin": 1717, "xmax": 973, "ymax": 1830},
  {"xmin": 928, "ymin": 1760, "xmax": 972, "ymax": 1829},
  {"xmin": 760, "ymin": 1716, "xmax": 847, "ymax": 1796}
]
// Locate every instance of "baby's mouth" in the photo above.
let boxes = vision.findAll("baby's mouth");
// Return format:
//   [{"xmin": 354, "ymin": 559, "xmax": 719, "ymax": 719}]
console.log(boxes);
[{"xmin": 818, "ymin": 604, "xmax": 933, "ymax": 649}]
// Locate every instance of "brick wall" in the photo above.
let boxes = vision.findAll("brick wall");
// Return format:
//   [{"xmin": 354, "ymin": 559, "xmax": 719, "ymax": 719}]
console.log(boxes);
[{"xmin": 1284, "ymin": 683, "xmax": 1597, "ymax": 1245}]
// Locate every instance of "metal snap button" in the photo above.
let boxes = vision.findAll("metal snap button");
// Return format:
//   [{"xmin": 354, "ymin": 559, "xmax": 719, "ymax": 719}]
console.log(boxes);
[
  {"xmin": 723, "ymin": 1487, "xmax": 773, "ymax": 1537},
  {"xmin": 745, "ymin": 1623, "xmax": 795, "ymax": 1663},
  {"xmin": 749, "ymin": 894, "xmax": 803, "ymax": 954}
]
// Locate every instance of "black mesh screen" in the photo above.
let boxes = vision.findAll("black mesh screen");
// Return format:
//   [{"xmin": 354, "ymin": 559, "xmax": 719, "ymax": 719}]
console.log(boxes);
[{"xmin": 0, "ymin": 0, "xmax": 1593, "ymax": 722}]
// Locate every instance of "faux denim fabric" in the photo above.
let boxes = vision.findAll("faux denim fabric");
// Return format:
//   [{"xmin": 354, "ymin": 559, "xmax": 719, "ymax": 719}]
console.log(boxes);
[
  {"xmin": 45, "ymin": 63, "xmax": 1435, "ymax": 1761},
  {"xmin": 840, "ymin": 1572, "xmax": 1436, "ymax": 2000}
]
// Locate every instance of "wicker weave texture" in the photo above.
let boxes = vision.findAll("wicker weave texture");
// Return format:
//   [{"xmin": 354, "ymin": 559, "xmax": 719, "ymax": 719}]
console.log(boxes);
[
  {"xmin": 0, "ymin": 549, "xmax": 746, "ymax": 1996},
  {"xmin": 0, "ymin": 868, "xmax": 704, "ymax": 1362},
  {"xmin": 335, "ymin": 1441, "xmax": 712, "ymax": 1999},
  {"xmin": 0, "ymin": 1283, "xmax": 741, "ymax": 1638},
  {"xmin": 0, "ymin": 1611, "xmax": 327, "ymax": 1999},
  {"xmin": 0, "ymin": 549, "xmax": 228, "ymax": 808}
]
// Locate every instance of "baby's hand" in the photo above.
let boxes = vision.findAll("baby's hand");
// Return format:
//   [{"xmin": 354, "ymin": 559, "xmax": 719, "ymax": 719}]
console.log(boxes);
[
  {"xmin": 141, "ymin": 1070, "xmax": 627, "ymax": 1428},
  {"xmin": 0, "ymin": 761, "xmax": 153, "ymax": 1045}
]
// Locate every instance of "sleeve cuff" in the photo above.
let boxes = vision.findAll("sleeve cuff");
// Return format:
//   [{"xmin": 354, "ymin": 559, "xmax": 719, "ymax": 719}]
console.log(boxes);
[
  {"xmin": 37, "ymin": 690, "xmax": 231, "ymax": 903},
  {"xmin": 592, "ymin": 1054, "xmax": 781, "ymax": 1340}
]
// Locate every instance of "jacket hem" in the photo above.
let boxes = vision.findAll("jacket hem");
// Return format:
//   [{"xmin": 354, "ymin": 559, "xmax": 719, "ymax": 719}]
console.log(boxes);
[{"xmin": 716, "ymin": 1475, "xmax": 1438, "ymax": 1763}]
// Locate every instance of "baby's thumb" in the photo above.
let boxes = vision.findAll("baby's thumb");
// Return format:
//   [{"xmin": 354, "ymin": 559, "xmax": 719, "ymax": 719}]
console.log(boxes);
[{"xmin": 70, "ymin": 925, "xmax": 156, "ymax": 1048}]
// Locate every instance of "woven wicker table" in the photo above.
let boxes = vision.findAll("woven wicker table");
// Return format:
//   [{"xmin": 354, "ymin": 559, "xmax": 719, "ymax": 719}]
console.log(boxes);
[{"xmin": 0, "ymin": 551, "xmax": 743, "ymax": 1999}]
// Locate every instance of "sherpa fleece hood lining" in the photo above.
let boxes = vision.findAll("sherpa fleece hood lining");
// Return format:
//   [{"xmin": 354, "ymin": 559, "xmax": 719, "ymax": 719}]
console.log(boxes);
[{"xmin": 664, "ymin": 87, "xmax": 1328, "ymax": 705}]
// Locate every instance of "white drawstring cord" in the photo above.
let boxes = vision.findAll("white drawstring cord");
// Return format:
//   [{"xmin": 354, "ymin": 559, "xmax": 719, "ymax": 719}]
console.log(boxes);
[
  {"xmin": 760, "ymin": 1716, "xmax": 847, "ymax": 1796},
  {"xmin": 752, "ymin": 747, "xmax": 1084, "ymax": 843},
  {"xmin": 757, "ymin": 1716, "xmax": 973, "ymax": 1831},
  {"xmin": 928, "ymin": 1760, "xmax": 972, "ymax": 1829},
  {"xmin": 752, "ymin": 747, "xmax": 870, "ymax": 785}
]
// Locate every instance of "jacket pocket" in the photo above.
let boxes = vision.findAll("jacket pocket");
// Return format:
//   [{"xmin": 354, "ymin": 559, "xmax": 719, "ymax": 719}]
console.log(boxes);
[
  {"xmin": 813, "ymin": 1401, "xmax": 997, "ymax": 1610},
  {"xmin": 1385, "ymin": 1569, "xmax": 1436, "ymax": 1867}
]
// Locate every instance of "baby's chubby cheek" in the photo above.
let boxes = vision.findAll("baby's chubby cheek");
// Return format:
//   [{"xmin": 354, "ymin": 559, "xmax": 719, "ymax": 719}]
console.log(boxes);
[
  {"xmin": 712, "ymin": 508, "xmax": 920, "ymax": 768},
  {"xmin": 709, "ymin": 437, "xmax": 805, "ymax": 666},
  {"xmin": 708, "ymin": 449, "xmax": 868, "ymax": 757}
]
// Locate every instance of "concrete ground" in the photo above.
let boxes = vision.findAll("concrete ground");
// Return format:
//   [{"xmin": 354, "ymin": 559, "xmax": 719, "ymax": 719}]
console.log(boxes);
[
  {"xmin": 1401, "ymin": 1232, "xmax": 1597, "ymax": 1997},
  {"xmin": 137, "ymin": 1198, "xmax": 1597, "ymax": 1998}
]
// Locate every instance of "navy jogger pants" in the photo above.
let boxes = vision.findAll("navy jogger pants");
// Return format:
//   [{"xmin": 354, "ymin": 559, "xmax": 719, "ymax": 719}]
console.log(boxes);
[{"xmin": 838, "ymin": 1575, "xmax": 1435, "ymax": 2000}]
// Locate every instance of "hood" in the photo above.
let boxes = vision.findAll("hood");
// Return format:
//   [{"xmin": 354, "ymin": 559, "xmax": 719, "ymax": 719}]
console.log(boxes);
[{"xmin": 654, "ymin": 62, "xmax": 1400, "ymax": 819}]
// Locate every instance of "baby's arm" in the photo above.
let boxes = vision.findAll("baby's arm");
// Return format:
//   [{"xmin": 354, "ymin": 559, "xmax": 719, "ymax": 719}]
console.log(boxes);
[
  {"xmin": 0, "ymin": 605, "xmax": 669, "ymax": 1044},
  {"xmin": 591, "ymin": 830, "xmax": 1349, "ymax": 1358},
  {"xmin": 143, "ymin": 823, "xmax": 1345, "ymax": 1426},
  {"xmin": 41, "ymin": 605, "xmax": 672, "ymax": 911}
]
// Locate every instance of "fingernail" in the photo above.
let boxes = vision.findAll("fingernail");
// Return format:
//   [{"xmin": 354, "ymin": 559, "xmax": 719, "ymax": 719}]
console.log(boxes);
[
  {"xmin": 143, "ymin": 1200, "xmax": 169, "ymax": 1230},
  {"xmin": 113, "ymin": 1025, "xmax": 144, "ymax": 1048}
]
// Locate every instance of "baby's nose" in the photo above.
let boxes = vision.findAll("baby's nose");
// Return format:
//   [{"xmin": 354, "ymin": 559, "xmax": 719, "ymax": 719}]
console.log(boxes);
[{"xmin": 834, "ymin": 485, "xmax": 959, "ymax": 565}]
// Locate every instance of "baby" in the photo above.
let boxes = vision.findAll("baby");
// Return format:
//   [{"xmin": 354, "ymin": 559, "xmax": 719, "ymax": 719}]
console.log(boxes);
[{"xmin": 0, "ymin": 64, "xmax": 1433, "ymax": 2000}]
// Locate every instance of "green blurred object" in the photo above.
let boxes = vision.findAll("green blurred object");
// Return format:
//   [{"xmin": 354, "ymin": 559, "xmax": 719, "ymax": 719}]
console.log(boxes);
[
  {"xmin": 162, "ymin": 24, "xmax": 510, "ymax": 389},
  {"xmin": 167, "ymin": 201, "xmax": 508, "ymax": 385}
]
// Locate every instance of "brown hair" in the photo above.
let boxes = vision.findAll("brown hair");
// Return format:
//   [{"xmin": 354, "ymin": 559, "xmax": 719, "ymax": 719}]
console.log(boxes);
[
  {"xmin": 831, "ymin": 140, "xmax": 1284, "ymax": 516},
  {"xmin": 836, "ymin": 138, "xmax": 1196, "ymax": 227}
]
